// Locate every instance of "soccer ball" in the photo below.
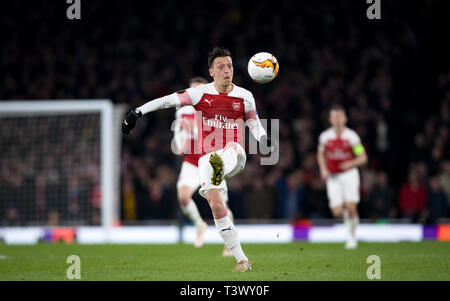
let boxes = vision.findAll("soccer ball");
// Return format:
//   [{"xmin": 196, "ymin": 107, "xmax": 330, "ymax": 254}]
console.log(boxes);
[{"xmin": 247, "ymin": 52, "xmax": 279, "ymax": 83}]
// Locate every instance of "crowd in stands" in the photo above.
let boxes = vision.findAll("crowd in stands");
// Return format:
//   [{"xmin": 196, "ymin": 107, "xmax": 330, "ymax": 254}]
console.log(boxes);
[
  {"xmin": 0, "ymin": 115, "xmax": 102, "ymax": 226},
  {"xmin": 0, "ymin": 1, "xmax": 448, "ymax": 225}
]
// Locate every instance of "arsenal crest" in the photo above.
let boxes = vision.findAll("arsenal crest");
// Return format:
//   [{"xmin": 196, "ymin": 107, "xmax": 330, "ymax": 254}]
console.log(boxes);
[{"xmin": 232, "ymin": 102, "xmax": 241, "ymax": 111}]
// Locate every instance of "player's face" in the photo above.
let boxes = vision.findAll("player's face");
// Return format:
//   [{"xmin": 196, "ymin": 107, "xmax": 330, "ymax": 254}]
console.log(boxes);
[
  {"xmin": 329, "ymin": 110, "xmax": 347, "ymax": 129},
  {"xmin": 209, "ymin": 56, "xmax": 233, "ymax": 87}
]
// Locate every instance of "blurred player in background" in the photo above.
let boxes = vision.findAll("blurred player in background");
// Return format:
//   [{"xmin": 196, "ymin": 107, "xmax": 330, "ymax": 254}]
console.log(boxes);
[
  {"xmin": 122, "ymin": 47, "xmax": 276, "ymax": 271},
  {"xmin": 173, "ymin": 76, "xmax": 233, "ymax": 257},
  {"xmin": 317, "ymin": 104, "xmax": 367, "ymax": 249}
]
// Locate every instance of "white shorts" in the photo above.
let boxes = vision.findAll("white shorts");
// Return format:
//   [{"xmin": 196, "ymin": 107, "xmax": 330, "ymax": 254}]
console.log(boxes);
[
  {"xmin": 177, "ymin": 161, "xmax": 201, "ymax": 190},
  {"xmin": 198, "ymin": 143, "xmax": 246, "ymax": 200},
  {"xmin": 177, "ymin": 161, "xmax": 229, "ymax": 201},
  {"xmin": 326, "ymin": 168, "xmax": 360, "ymax": 208}
]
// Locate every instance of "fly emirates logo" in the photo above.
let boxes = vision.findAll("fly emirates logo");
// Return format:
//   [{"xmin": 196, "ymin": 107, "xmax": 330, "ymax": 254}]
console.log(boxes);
[
  {"xmin": 202, "ymin": 114, "xmax": 240, "ymax": 130},
  {"xmin": 328, "ymin": 149, "xmax": 352, "ymax": 160}
]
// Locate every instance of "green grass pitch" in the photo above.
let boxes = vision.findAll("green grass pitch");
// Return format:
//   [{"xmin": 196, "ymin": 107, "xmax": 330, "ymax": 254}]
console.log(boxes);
[{"xmin": 0, "ymin": 242, "xmax": 449, "ymax": 281}]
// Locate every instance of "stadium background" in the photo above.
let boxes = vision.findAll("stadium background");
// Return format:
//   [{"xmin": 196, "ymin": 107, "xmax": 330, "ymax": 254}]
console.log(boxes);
[{"xmin": 0, "ymin": 0, "xmax": 449, "ymax": 228}]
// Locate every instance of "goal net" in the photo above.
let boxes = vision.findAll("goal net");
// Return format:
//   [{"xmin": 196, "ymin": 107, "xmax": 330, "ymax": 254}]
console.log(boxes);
[{"xmin": 0, "ymin": 100, "xmax": 122, "ymax": 228}]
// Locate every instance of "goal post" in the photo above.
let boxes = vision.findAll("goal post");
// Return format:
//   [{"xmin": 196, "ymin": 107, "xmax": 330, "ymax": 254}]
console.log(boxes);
[{"xmin": 0, "ymin": 100, "xmax": 120, "ymax": 231}]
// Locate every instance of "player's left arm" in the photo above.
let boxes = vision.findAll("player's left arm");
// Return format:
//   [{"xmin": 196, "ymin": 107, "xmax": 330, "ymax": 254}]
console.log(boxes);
[
  {"xmin": 340, "ymin": 135, "xmax": 368, "ymax": 170},
  {"xmin": 244, "ymin": 92, "xmax": 278, "ymax": 153},
  {"xmin": 351, "ymin": 144, "xmax": 368, "ymax": 167}
]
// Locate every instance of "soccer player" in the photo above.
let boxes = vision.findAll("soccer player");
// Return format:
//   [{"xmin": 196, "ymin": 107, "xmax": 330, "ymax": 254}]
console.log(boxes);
[
  {"xmin": 173, "ymin": 76, "xmax": 233, "ymax": 257},
  {"xmin": 122, "ymin": 47, "xmax": 276, "ymax": 271},
  {"xmin": 317, "ymin": 104, "xmax": 367, "ymax": 249}
]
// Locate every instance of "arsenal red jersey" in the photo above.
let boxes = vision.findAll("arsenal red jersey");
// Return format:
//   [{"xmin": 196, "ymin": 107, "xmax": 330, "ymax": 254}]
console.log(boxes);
[
  {"xmin": 318, "ymin": 127, "xmax": 362, "ymax": 173},
  {"xmin": 177, "ymin": 82, "xmax": 259, "ymax": 157},
  {"xmin": 174, "ymin": 106, "xmax": 201, "ymax": 166}
]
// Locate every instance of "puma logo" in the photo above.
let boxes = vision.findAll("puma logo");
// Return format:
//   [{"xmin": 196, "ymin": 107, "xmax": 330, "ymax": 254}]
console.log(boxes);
[
  {"xmin": 204, "ymin": 99, "xmax": 213, "ymax": 106},
  {"xmin": 221, "ymin": 226, "xmax": 232, "ymax": 232}
]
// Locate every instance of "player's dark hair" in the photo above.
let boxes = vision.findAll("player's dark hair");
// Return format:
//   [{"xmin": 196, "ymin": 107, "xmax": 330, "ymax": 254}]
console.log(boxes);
[
  {"xmin": 329, "ymin": 104, "xmax": 346, "ymax": 113},
  {"xmin": 189, "ymin": 76, "xmax": 208, "ymax": 85},
  {"xmin": 208, "ymin": 47, "xmax": 232, "ymax": 68}
]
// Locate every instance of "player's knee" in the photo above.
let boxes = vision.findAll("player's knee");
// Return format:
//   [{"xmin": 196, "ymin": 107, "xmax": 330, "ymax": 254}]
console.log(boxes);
[
  {"xmin": 209, "ymin": 198, "xmax": 226, "ymax": 213},
  {"xmin": 178, "ymin": 197, "xmax": 190, "ymax": 207},
  {"xmin": 331, "ymin": 207, "xmax": 343, "ymax": 217},
  {"xmin": 177, "ymin": 189, "xmax": 192, "ymax": 207},
  {"xmin": 346, "ymin": 203, "xmax": 358, "ymax": 218},
  {"xmin": 225, "ymin": 141, "xmax": 244, "ymax": 157},
  {"xmin": 206, "ymin": 190, "xmax": 227, "ymax": 218},
  {"xmin": 224, "ymin": 141, "xmax": 239, "ymax": 152}
]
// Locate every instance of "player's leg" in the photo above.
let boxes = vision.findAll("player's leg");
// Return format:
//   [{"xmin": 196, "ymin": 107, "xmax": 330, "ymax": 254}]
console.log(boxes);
[
  {"xmin": 210, "ymin": 142, "xmax": 246, "ymax": 185},
  {"xmin": 327, "ymin": 174, "xmax": 354, "ymax": 248},
  {"xmin": 330, "ymin": 203, "xmax": 354, "ymax": 246},
  {"xmin": 343, "ymin": 202, "xmax": 358, "ymax": 249},
  {"xmin": 330, "ymin": 204, "xmax": 344, "ymax": 218},
  {"xmin": 178, "ymin": 185, "xmax": 203, "ymax": 225},
  {"xmin": 342, "ymin": 169, "xmax": 361, "ymax": 249},
  {"xmin": 205, "ymin": 189, "xmax": 250, "ymax": 271},
  {"xmin": 198, "ymin": 153, "xmax": 251, "ymax": 271},
  {"xmin": 326, "ymin": 175, "xmax": 345, "ymax": 218},
  {"xmin": 222, "ymin": 185, "xmax": 234, "ymax": 257},
  {"xmin": 177, "ymin": 162, "xmax": 207, "ymax": 247}
]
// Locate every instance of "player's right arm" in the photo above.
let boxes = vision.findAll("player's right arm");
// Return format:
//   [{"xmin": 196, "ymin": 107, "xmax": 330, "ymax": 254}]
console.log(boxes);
[
  {"xmin": 317, "ymin": 134, "xmax": 329, "ymax": 181},
  {"xmin": 122, "ymin": 87, "xmax": 203, "ymax": 135},
  {"xmin": 244, "ymin": 91, "xmax": 278, "ymax": 153},
  {"xmin": 317, "ymin": 149, "xmax": 329, "ymax": 181}
]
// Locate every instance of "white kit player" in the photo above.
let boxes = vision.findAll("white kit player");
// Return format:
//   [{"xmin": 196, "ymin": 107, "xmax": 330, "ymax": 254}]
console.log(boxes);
[
  {"xmin": 173, "ymin": 76, "xmax": 233, "ymax": 257},
  {"xmin": 122, "ymin": 47, "xmax": 276, "ymax": 272},
  {"xmin": 317, "ymin": 104, "xmax": 367, "ymax": 249}
]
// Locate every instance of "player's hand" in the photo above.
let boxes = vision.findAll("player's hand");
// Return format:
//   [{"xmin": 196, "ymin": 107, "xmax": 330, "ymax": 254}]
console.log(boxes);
[
  {"xmin": 122, "ymin": 109, "xmax": 142, "ymax": 135},
  {"xmin": 260, "ymin": 135, "xmax": 278, "ymax": 154},
  {"xmin": 339, "ymin": 160, "xmax": 354, "ymax": 171},
  {"xmin": 320, "ymin": 168, "xmax": 330, "ymax": 181}
]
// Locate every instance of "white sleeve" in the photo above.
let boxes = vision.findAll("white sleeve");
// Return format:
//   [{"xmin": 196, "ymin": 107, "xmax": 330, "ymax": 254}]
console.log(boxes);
[
  {"xmin": 137, "ymin": 85, "xmax": 204, "ymax": 115},
  {"xmin": 137, "ymin": 93, "xmax": 181, "ymax": 115},
  {"xmin": 244, "ymin": 92, "xmax": 267, "ymax": 141},
  {"xmin": 246, "ymin": 117, "xmax": 267, "ymax": 142},
  {"xmin": 349, "ymin": 131, "xmax": 362, "ymax": 146},
  {"xmin": 185, "ymin": 85, "xmax": 204, "ymax": 106}
]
